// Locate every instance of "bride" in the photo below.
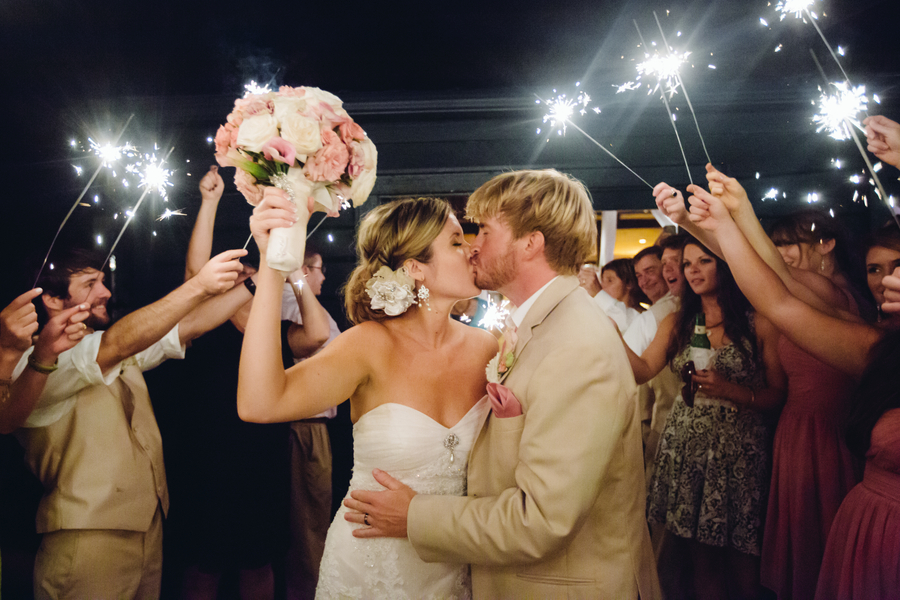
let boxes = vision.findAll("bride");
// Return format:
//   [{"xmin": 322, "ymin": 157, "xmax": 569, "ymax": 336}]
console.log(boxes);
[{"xmin": 237, "ymin": 188, "xmax": 498, "ymax": 599}]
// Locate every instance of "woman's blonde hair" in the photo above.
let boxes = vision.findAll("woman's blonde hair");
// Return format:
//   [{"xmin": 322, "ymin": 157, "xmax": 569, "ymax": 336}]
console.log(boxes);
[
  {"xmin": 344, "ymin": 197, "xmax": 451, "ymax": 324},
  {"xmin": 465, "ymin": 169, "xmax": 597, "ymax": 275}
]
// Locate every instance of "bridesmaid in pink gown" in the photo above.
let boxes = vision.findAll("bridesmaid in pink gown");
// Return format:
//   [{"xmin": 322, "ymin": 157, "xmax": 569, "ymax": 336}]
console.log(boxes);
[
  {"xmin": 815, "ymin": 330, "xmax": 900, "ymax": 600},
  {"xmin": 762, "ymin": 211, "xmax": 870, "ymax": 600},
  {"xmin": 761, "ymin": 338, "xmax": 862, "ymax": 600}
]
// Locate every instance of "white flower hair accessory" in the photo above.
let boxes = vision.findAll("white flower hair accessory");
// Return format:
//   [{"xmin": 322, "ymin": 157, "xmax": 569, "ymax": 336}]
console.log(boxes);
[{"xmin": 365, "ymin": 265, "xmax": 417, "ymax": 316}]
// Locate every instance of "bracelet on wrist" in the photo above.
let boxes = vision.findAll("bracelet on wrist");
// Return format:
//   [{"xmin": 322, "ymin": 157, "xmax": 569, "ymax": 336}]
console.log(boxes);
[{"xmin": 27, "ymin": 354, "xmax": 58, "ymax": 375}]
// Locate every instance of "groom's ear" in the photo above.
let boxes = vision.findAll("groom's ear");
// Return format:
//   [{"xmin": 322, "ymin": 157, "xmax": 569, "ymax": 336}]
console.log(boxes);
[{"xmin": 521, "ymin": 231, "xmax": 546, "ymax": 261}]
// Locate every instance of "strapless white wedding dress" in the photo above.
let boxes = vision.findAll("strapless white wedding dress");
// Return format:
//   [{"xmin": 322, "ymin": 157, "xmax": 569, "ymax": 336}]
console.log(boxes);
[{"xmin": 315, "ymin": 397, "xmax": 490, "ymax": 600}]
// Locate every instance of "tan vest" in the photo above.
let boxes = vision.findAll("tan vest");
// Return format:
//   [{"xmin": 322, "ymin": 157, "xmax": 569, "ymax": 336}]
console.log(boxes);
[{"xmin": 16, "ymin": 365, "xmax": 168, "ymax": 533}]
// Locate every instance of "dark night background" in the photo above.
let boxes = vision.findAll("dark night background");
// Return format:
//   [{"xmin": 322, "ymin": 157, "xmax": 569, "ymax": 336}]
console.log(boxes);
[
  {"xmin": 0, "ymin": 1, "xmax": 897, "ymax": 597},
  {"xmin": 1, "ymin": 0, "xmax": 898, "ymax": 319}
]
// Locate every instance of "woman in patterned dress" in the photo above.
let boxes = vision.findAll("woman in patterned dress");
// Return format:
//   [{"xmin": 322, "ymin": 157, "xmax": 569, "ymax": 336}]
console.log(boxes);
[{"xmin": 624, "ymin": 239, "xmax": 786, "ymax": 599}]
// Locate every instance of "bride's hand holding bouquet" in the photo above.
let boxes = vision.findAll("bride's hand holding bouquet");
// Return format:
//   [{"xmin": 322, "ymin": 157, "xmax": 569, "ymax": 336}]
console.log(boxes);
[{"xmin": 215, "ymin": 85, "xmax": 377, "ymax": 273}]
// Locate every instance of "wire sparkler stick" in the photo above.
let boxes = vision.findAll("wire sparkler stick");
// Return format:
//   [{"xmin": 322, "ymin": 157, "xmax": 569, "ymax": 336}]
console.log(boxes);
[
  {"xmin": 241, "ymin": 210, "xmax": 332, "ymax": 251},
  {"xmin": 809, "ymin": 51, "xmax": 900, "ymax": 231},
  {"xmin": 633, "ymin": 20, "xmax": 693, "ymax": 185},
  {"xmin": 537, "ymin": 93, "xmax": 652, "ymax": 188},
  {"xmin": 33, "ymin": 114, "xmax": 135, "ymax": 288},
  {"xmin": 653, "ymin": 11, "xmax": 712, "ymax": 165},
  {"xmin": 97, "ymin": 146, "xmax": 176, "ymax": 274}
]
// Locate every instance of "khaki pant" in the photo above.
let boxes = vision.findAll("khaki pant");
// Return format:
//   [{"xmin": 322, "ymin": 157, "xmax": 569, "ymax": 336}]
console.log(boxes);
[
  {"xmin": 286, "ymin": 420, "xmax": 332, "ymax": 600},
  {"xmin": 34, "ymin": 507, "xmax": 163, "ymax": 600}
]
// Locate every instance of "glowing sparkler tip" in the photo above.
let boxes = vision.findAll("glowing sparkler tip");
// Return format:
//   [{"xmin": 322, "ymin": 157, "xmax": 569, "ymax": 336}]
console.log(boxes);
[
  {"xmin": 478, "ymin": 298, "xmax": 511, "ymax": 331},
  {"xmin": 812, "ymin": 82, "xmax": 868, "ymax": 141},
  {"xmin": 776, "ymin": 0, "xmax": 816, "ymax": 20},
  {"xmin": 243, "ymin": 80, "xmax": 273, "ymax": 97},
  {"xmin": 762, "ymin": 188, "xmax": 780, "ymax": 201}
]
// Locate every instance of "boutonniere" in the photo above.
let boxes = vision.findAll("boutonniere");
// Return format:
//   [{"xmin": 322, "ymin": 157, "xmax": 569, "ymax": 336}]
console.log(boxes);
[{"xmin": 486, "ymin": 327, "xmax": 518, "ymax": 383}]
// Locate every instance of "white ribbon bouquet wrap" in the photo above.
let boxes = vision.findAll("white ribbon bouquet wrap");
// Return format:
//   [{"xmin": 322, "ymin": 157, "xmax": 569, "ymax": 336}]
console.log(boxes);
[{"xmin": 214, "ymin": 86, "xmax": 377, "ymax": 273}]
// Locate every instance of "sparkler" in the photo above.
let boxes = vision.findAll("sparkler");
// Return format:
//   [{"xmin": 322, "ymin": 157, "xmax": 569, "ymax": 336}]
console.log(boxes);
[
  {"xmin": 33, "ymin": 114, "xmax": 135, "ymax": 288},
  {"xmin": 535, "ymin": 91, "xmax": 652, "ymax": 189},
  {"xmin": 98, "ymin": 147, "xmax": 176, "ymax": 274},
  {"xmin": 652, "ymin": 11, "xmax": 712, "ymax": 166},
  {"xmin": 244, "ymin": 80, "xmax": 273, "ymax": 97},
  {"xmin": 632, "ymin": 20, "xmax": 694, "ymax": 184},
  {"xmin": 812, "ymin": 82, "xmax": 867, "ymax": 141},
  {"xmin": 774, "ymin": 0, "xmax": 854, "ymax": 89},
  {"xmin": 156, "ymin": 208, "xmax": 186, "ymax": 221},
  {"xmin": 479, "ymin": 297, "xmax": 511, "ymax": 331},
  {"xmin": 808, "ymin": 54, "xmax": 900, "ymax": 230}
]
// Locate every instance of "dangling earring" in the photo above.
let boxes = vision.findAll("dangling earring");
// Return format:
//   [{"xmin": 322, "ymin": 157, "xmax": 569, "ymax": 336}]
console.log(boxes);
[{"xmin": 417, "ymin": 284, "xmax": 432, "ymax": 311}]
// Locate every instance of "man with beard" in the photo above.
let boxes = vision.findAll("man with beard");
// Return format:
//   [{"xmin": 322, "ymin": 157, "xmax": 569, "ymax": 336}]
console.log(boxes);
[
  {"xmin": 346, "ymin": 170, "xmax": 660, "ymax": 599},
  {"xmin": 11, "ymin": 246, "xmax": 249, "ymax": 600}
]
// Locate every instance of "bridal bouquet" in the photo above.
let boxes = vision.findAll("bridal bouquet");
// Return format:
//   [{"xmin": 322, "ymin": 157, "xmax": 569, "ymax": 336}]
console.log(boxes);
[{"xmin": 214, "ymin": 85, "xmax": 377, "ymax": 272}]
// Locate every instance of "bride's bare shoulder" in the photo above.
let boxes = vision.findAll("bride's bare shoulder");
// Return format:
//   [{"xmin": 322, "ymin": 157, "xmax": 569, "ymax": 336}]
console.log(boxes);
[{"xmin": 460, "ymin": 323, "xmax": 500, "ymax": 360}]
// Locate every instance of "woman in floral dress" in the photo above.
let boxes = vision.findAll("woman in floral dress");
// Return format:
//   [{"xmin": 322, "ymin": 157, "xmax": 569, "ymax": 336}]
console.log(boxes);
[{"xmin": 624, "ymin": 239, "xmax": 786, "ymax": 599}]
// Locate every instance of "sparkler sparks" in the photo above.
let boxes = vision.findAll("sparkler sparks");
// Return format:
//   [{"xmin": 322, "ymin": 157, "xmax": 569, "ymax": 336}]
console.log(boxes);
[
  {"xmin": 635, "ymin": 51, "xmax": 690, "ymax": 98},
  {"xmin": 139, "ymin": 157, "xmax": 174, "ymax": 198},
  {"xmin": 243, "ymin": 80, "xmax": 272, "ymax": 97},
  {"xmin": 539, "ymin": 90, "xmax": 596, "ymax": 136},
  {"xmin": 479, "ymin": 297, "xmax": 511, "ymax": 331},
  {"xmin": 812, "ymin": 82, "xmax": 868, "ymax": 141},
  {"xmin": 762, "ymin": 188, "xmax": 780, "ymax": 201},
  {"xmin": 156, "ymin": 208, "xmax": 186, "ymax": 221},
  {"xmin": 775, "ymin": 0, "xmax": 817, "ymax": 21}
]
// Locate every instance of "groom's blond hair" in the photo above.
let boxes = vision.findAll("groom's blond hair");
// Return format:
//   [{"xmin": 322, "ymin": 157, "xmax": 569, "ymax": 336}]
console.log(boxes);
[{"xmin": 466, "ymin": 169, "xmax": 597, "ymax": 276}]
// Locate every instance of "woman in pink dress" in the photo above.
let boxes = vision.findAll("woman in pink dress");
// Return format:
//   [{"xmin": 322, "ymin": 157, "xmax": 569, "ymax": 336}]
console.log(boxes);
[
  {"xmin": 762, "ymin": 212, "xmax": 870, "ymax": 600},
  {"xmin": 815, "ymin": 330, "xmax": 900, "ymax": 599}
]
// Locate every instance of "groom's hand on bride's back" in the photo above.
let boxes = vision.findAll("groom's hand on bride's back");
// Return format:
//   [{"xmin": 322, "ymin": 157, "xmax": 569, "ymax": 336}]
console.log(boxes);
[{"xmin": 344, "ymin": 469, "xmax": 416, "ymax": 538}]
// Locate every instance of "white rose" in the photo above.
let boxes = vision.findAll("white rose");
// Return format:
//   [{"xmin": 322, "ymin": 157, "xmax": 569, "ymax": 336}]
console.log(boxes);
[
  {"xmin": 302, "ymin": 86, "xmax": 344, "ymax": 109},
  {"xmin": 280, "ymin": 113, "xmax": 323, "ymax": 156},
  {"xmin": 237, "ymin": 114, "xmax": 279, "ymax": 152},
  {"xmin": 273, "ymin": 96, "xmax": 308, "ymax": 122},
  {"xmin": 349, "ymin": 168, "xmax": 377, "ymax": 207}
]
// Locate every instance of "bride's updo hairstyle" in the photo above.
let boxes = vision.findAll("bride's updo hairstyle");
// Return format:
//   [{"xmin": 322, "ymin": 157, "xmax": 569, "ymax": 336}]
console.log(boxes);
[{"xmin": 344, "ymin": 197, "xmax": 451, "ymax": 324}]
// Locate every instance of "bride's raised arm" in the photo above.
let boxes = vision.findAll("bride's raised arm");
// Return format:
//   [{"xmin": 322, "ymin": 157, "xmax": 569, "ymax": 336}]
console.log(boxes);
[{"xmin": 238, "ymin": 188, "xmax": 368, "ymax": 423}]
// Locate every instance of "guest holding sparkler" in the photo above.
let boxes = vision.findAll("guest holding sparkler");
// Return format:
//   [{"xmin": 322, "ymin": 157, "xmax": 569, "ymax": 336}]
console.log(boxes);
[
  {"xmin": 864, "ymin": 115, "xmax": 900, "ymax": 169},
  {"xmin": 162, "ymin": 165, "xmax": 289, "ymax": 600},
  {"xmin": 865, "ymin": 223, "xmax": 900, "ymax": 329},
  {"xmin": 683, "ymin": 171, "xmax": 898, "ymax": 600},
  {"xmin": 9, "ymin": 241, "xmax": 250, "ymax": 600}
]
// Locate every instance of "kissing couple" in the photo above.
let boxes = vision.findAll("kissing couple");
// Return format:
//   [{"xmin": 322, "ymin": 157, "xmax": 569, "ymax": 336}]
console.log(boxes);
[{"xmin": 238, "ymin": 169, "xmax": 660, "ymax": 599}]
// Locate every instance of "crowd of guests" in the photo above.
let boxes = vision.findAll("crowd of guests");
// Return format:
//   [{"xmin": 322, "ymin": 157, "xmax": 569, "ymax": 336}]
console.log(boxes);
[{"xmin": 0, "ymin": 115, "xmax": 899, "ymax": 599}]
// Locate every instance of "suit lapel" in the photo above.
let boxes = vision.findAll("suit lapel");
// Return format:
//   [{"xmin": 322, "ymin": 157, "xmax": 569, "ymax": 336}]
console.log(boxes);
[{"xmin": 498, "ymin": 276, "xmax": 580, "ymax": 384}]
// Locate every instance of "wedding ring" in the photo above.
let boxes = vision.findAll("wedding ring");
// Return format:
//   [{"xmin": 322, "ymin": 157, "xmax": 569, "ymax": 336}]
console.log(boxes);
[
  {"xmin": 82, "ymin": 323, "xmax": 87, "ymax": 330},
  {"xmin": 672, "ymin": 190, "xmax": 677, "ymax": 197},
  {"xmin": 364, "ymin": 513, "xmax": 370, "ymax": 526}
]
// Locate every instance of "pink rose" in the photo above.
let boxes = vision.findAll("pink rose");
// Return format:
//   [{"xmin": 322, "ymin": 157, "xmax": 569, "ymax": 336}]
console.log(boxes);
[
  {"xmin": 486, "ymin": 383, "xmax": 523, "ymax": 418},
  {"xmin": 261, "ymin": 137, "xmax": 296, "ymax": 165},
  {"xmin": 234, "ymin": 169, "xmax": 264, "ymax": 206},
  {"xmin": 233, "ymin": 96, "xmax": 273, "ymax": 118},
  {"xmin": 339, "ymin": 121, "xmax": 366, "ymax": 143},
  {"xmin": 214, "ymin": 124, "xmax": 234, "ymax": 157},
  {"xmin": 304, "ymin": 101, "xmax": 350, "ymax": 126},
  {"xmin": 226, "ymin": 110, "xmax": 243, "ymax": 127},
  {"xmin": 304, "ymin": 129, "xmax": 349, "ymax": 182},
  {"xmin": 278, "ymin": 85, "xmax": 307, "ymax": 98}
]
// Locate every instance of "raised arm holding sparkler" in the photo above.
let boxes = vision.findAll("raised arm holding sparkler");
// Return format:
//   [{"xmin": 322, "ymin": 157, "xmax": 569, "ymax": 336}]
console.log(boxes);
[{"xmin": 656, "ymin": 168, "xmax": 854, "ymax": 317}]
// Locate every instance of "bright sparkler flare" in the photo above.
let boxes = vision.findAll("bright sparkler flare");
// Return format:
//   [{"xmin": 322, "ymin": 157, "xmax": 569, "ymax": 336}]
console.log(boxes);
[
  {"xmin": 478, "ymin": 298, "xmax": 511, "ymax": 331},
  {"xmin": 637, "ymin": 52, "xmax": 689, "ymax": 97},
  {"xmin": 243, "ymin": 80, "xmax": 272, "ymax": 97},
  {"xmin": 812, "ymin": 82, "xmax": 868, "ymax": 141},
  {"xmin": 762, "ymin": 188, "xmax": 780, "ymax": 201},
  {"xmin": 540, "ymin": 90, "xmax": 597, "ymax": 136},
  {"xmin": 775, "ymin": 0, "xmax": 817, "ymax": 21},
  {"xmin": 156, "ymin": 208, "xmax": 186, "ymax": 221},
  {"xmin": 139, "ymin": 157, "xmax": 173, "ymax": 199}
]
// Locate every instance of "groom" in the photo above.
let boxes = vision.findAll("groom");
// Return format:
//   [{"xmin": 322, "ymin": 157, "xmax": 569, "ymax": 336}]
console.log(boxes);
[{"xmin": 346, "ymin": 169, "xmax": 660, "ymax": 599}]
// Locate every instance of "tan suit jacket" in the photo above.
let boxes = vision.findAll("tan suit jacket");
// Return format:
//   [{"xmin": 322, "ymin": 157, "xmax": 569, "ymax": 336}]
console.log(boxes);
[{"xmin": 408, "ymin": 276, "xmax": 660, "ymax": 599}]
